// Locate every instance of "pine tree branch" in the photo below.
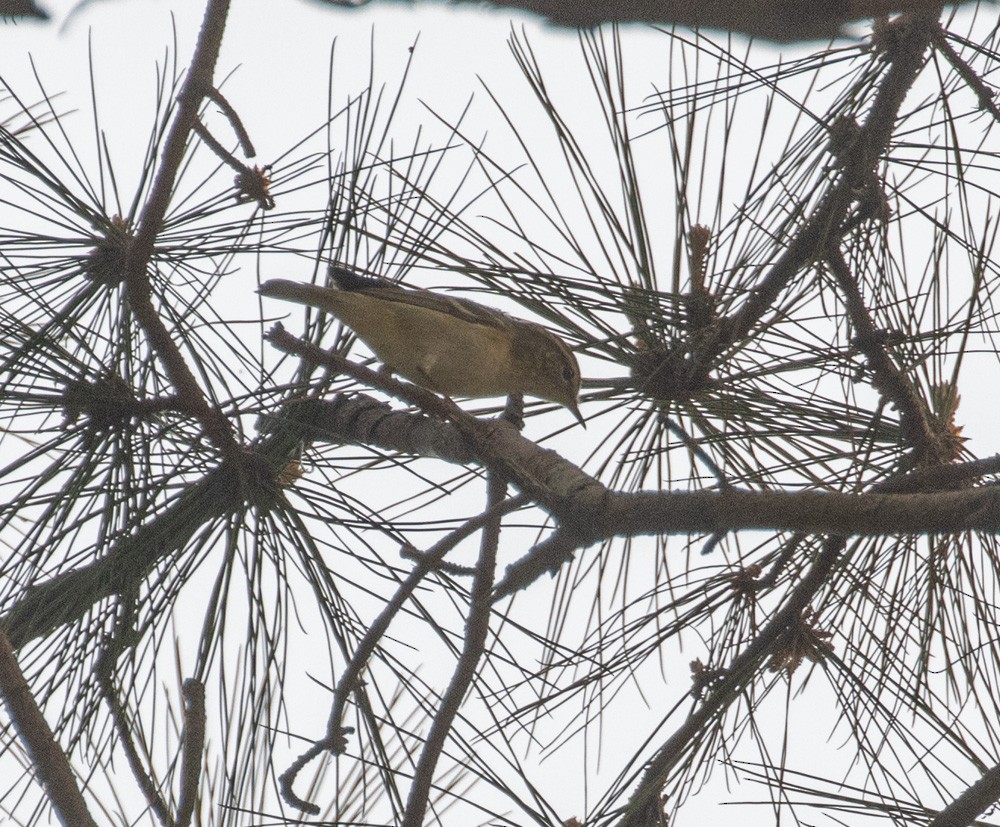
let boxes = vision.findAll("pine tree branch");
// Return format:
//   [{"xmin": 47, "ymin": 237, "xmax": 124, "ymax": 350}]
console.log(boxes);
[
  {"xmin": 612, "ymin": 537, "xmax": 845, "ymax": 827},
  {"xmin": 401, "ymin": 470, "xmax": 506, "ymax": 827},
  {"xmin": 279, "ymin": 492, "xmax": 528, "ymax": 814},
  {"xmin": 7, "ymin": 351, "xmax": 1000, "ymax": 652},
  {"xmin": 0, "ymin": 462, "xmax": 255, "ymax": 650},
  {"xmin": 927, "ymin": 761, "xmax": 1000, "ymax": 827},
  {"xmin": 0, "ymin": 628, "xmax": 98, "ymax": 827},
  {"xmin": 472, "ymin": 0, "xmax": 960, "ymax": 41},
  {"xmin": 717, "ymin": 12, "xmax": 936, "ymax": 350},
  {"xmin": 121, "ymin": 0, "xmax": 242, "ymax": 464}
]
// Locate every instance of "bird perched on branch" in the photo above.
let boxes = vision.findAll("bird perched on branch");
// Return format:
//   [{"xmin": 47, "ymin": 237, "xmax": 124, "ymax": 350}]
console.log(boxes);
[{"xmin": 259, "ymin": 266, "xmax": 583, "ymax": 424}]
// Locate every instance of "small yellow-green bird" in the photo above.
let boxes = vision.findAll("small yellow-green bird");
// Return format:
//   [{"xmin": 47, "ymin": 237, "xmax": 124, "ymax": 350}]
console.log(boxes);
[{"xmin": 259, "ymin": 266, "xmax": 583, "ymax": 424}]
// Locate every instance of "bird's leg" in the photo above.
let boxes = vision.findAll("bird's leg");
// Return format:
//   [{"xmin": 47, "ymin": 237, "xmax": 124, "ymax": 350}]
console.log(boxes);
[{"xmin": 502, "ymin": 393, "xmax": 525, "ymax": 431}]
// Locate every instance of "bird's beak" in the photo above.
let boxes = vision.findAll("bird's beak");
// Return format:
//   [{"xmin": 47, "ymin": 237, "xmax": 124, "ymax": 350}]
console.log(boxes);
[{"xmin": 568, "ymin": 400, "xmax": 586, "ymax": 428}]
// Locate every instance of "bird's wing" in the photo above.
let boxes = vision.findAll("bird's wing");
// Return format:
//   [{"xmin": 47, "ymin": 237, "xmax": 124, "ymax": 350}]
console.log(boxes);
[{"xmin": 330, "ymin": 265, "xmax": 510, "ymax": 331}]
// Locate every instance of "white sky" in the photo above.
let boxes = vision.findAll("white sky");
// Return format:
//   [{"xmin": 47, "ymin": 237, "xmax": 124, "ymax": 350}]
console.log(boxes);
[{"xmin": 3, "ymin": 2, "xmax": 998, "ymax": 826}]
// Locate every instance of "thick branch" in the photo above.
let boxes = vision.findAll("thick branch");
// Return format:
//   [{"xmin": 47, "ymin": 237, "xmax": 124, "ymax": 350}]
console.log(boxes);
[
  {"xmin": 263, "ymin": 354, "xmax": 1000, "ymax": 559},
  {"xmin": 259, "ymin": 395, "xmax": 479, "ymax": 465},
  {"xmin": 0, "ymin": 628, "xmax": 98, "ymax": 827},
  {"xmin": 1, "ymin": 463, "xmax": 251, "ymax": 650},
  {"xmin": 494, "ymin": 483, "xmax": 1000, "ymax": 596},
  {"xmin": 597, "ymin": 485, "xmax": 1000, "ymax": 537},
  {"xmin": 927, "ymin": 762, "xmax": 1000, "ymax": 827},
  {"xmin": 333, "ymin": 0, "xmax": 970, "ymax": 43}
]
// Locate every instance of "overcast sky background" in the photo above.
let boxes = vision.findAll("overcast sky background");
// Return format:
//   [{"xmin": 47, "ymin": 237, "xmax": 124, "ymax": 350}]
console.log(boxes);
[{"xmin": 3, "ymin": 2, "xmax": 998, "ymax": 825}]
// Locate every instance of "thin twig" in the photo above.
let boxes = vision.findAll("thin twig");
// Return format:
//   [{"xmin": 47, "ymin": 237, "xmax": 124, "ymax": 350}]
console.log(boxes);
[
  {"xmin": 98, "ymin": 661, "xmax": 173, "ymax": 826},
  {"xmin": 279, "ymin": 493, "xmax": 528, "ymax": 814},
  {"xmin": 825, "ymin": 246, "xmax": 937, "ymax": 459},
  {"xmin": 933, "ymin": 25, "xmax": 1000, "ymax": 121},
  {"xmin": 122, "ymin": 0, "xmax": 241, "ymax": 463},
  {"xmin": 400, "ymin": 470, "xmax": 508, "ymax": 827},
  {"xmin": 191, "ymin": 118, "xmax": 245, "ymax": 172},
  {"xmin": 614, "ymin": 537, "xmax": 846, "ymax": 827},
  {"xmin": 175, "ymin": 679, "xmax": 206, "ymax": 827},
  {"xmin": 204, "ymin": 85, "xmax": 256, "ymax": 156}
]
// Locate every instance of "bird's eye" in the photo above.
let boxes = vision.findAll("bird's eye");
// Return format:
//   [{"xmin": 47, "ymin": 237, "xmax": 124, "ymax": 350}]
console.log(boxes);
[{"xmin": 562, "ymin": 365, "xmax": 574, "ymax": 382}]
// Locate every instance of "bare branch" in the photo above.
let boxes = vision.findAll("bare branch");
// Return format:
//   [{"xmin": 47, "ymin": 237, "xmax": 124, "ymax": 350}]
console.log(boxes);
[
  {"xmin": 614, "ymin": 537, "xmax": 845, "ymax": 827},
  {"xmin": 121, "ymin": 0, "xmax": 242, "ymax": 462},
  {"xmin": 927, "ymin": 761, "xmax": 1000, "ymax": 827},
  {"xmin": 401, "ymin": 470, "xmax": 507, "ymax": 827},
  {"xmin": 175, "ymin": 679, "xmax": 205, "ymax": 827},
  {"xmin": 0, "ymin": 628, "xmax": 98, "ymax": 827}
]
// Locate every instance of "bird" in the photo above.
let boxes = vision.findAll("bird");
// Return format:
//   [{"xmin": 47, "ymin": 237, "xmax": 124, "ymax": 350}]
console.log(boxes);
[{"xmin": 259, "ymin": 266, "xmax": 583, "ymax": 424}]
